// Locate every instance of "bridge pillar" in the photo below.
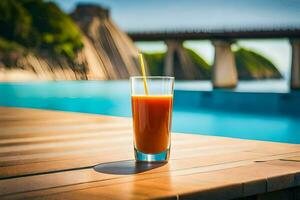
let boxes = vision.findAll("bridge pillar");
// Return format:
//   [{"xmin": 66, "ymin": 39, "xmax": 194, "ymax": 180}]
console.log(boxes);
[
  {"xmin": 164, "ymin": 40, "xmax": 175, "ymax": 76},
  {"xmin": 290, "ymin": 39, "xmax": 300, "ymax": 89},
  {"xmin": 212, "ymin": 40, "xmax": 238, "ymax": 88},
  {"xmin": 164, "ymin": 40, "xmax": 200, "ymax": 79}
]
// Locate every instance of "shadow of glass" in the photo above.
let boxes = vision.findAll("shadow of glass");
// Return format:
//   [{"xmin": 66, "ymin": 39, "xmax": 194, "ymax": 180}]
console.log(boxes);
[{"xmin": 93, "ymin": 160, "xmax": 166, "ymax": 175}]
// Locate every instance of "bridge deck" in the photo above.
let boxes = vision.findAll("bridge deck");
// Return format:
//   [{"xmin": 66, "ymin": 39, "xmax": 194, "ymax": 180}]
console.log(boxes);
[
  {"xmin": 1, "ymin": 107, "xmax": 300, "ymax": 199},
  {"xmin": 128, "ymin": 29, "xmax": 300, "ymax": 41}
]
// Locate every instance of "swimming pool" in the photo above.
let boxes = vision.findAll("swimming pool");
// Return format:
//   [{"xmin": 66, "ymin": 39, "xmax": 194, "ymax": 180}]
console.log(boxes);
[{"xmin": 1, "ymin": 81, "xmax": 300, "ymax": 144}]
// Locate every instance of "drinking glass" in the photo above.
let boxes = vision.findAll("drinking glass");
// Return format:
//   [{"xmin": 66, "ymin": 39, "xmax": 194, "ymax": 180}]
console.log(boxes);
[{"xmin": 130, "ymin": 76, "xmax": 174, "ymax": 162}]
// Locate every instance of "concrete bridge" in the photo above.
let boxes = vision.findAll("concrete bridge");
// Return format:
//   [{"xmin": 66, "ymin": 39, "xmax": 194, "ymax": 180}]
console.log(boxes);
[{"xmin": 128, "ymin": 29, "xmax": 300, "ymax": 89}]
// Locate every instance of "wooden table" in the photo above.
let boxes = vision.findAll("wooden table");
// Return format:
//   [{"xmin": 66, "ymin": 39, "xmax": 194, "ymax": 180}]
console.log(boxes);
[{"xmin": 1, "ymin": 107, "xmax": 300, "ymax": 200}]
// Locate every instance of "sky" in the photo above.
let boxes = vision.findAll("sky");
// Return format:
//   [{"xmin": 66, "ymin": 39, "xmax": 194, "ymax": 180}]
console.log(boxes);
[
  {"xmin": 51, "ymin": 0, "xmax": 300, "ymax": 79},
  {"xmin": 52, "ymin": 0, "xmax": 300, "ymax": 31}
]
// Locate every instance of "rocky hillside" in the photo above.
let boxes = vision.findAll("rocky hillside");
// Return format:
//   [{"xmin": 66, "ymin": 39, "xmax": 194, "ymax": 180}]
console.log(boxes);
[
  {"xmin": 0, "ymin": 0, "xmax": 86, "ymax": 80},
  {"xmin": 144, "ymin": 49, "xmax": 211, "ymax": 79},
  {"xmin": 71, "ymin": 5, "xmax": 141, "ymax": 79},
  {"xmin": 144, "ymin": 48, "xmax": 282, "ymax": 80},
  {"xmin": 235, "ymin": 48, "xmax": 282, "ymax": 80},
  {"xmin": 0, "ymin": 1, "xmax": 141, "ymax": 81}
]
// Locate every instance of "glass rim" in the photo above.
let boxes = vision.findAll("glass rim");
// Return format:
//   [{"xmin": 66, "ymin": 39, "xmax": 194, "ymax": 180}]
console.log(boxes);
[{"xmin": 130, "ymin": 76, "xmax": 174, "ymax": 80}]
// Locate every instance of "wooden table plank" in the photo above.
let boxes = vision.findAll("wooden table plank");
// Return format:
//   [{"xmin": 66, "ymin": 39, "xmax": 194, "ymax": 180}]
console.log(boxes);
[
  {"xmin": 0, "ymin": 152, "xmax": 268, "ymax": 193},
  {"xmin": 0, "ymin": 140, "xmax": 253, "ymax": 166},
  {"xmin": 1, "ymin": 150, "xmax": 300, "ymax": 196},
  {"xmin": 1, "ymin": 107, "xmax": 300, "ymax": 200},
  {"xmin": 5, "ymin": 159, "xmax": 300, "ymax": 200}
]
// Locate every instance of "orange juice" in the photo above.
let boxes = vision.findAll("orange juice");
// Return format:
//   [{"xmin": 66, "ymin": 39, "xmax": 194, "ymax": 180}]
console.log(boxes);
[{"xmin": 131, "ymin": 95, "xmax": 173, "ymax": 154}]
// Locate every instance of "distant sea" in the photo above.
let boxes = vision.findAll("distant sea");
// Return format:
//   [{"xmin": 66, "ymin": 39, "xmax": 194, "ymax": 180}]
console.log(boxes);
[{"xmin": 175, "ymin": 79, "xmax": 289, "ymax": 93}]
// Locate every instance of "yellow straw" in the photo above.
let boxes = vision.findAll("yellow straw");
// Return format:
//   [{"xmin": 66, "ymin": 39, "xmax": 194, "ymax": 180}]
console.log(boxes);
[{"xmin": 138, "ymin": 53, "xmax": 149, "ymax": 95}]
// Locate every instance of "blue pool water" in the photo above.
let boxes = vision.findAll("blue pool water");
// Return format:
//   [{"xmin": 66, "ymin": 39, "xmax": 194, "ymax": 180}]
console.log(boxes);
[{"xmin": 1, "ymin": 81, "xmax": 300, "ymax": 144}]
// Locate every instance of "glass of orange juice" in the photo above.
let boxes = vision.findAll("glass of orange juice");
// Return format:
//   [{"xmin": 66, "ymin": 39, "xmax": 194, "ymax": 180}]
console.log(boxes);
[{"xmin": 130, "ymin": 76, "xmax": 174, "ymax": 162}]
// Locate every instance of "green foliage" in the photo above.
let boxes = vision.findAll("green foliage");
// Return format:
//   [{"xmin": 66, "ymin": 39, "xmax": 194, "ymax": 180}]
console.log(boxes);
[
  {"xmin": 185, "ymin": 48, "xmax": 211, "ymax": 78},
  {"xmin": 0, "ymin": 37, "xmax": 23, "ymax": 53},
  {"xmin": 0, "ymin": 0, "xmax": 83, "ymax": 58},
  {"xmin": 143, "ymin": 52, "xmax": 165, "ymax": 75},
  {"xmin": 0, "ymin": 0, "xmax": 32, "ymax": 42},
  {"xmin": 235, "ymin": 48, "xmax": 282, "ymax": 79},
  {"xmin": 143, "ymin": 48, "xmax": 210, "ymax": 78}
]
